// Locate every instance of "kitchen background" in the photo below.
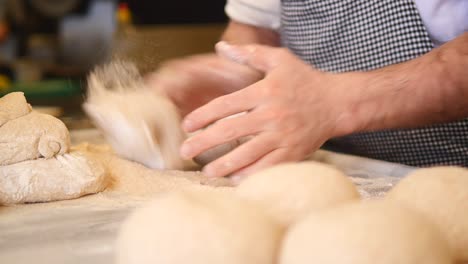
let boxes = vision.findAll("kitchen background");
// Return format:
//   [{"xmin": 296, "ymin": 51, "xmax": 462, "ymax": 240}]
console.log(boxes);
[{"xmin": 0, "ymin": 0, "xmax": 227, "ymax": 127}]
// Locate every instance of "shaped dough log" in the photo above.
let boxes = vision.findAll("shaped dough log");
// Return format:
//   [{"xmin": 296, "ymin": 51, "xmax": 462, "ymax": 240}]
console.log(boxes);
[
  {"xmin": 0, "ymin": 151, "xmax": 108, "ymax": 204},
  {"xmin": 0, "ymin": 112, "xmax": 70, "ymax": 166},
  {"xmin": 0, "ymin": 92, "xmax": 32, "ymax": 127}
]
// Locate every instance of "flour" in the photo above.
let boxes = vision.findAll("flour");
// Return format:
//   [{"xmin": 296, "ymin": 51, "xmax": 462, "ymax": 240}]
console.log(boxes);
[
  {"xmin": 84, "ymin": 61, "xmax": 191, "ymax": 170},
  {"xmin": 73, "ymin": 143, "xmax": 233, "ymax": 196},
  {"xmin": 0, "ymin": 144, "xmax": 233, "ymax": 211},
  {"xmin": 0, "ymin": 86, "xmax": 231, "ymax": 207}
]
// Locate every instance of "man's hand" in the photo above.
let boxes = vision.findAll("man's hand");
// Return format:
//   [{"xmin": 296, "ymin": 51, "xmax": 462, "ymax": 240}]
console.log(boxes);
[
  {"xmin": 180, "ymin": 33, "xmax": 468, "ymax": 179},
  {"xmin": 146, "ymin": 54, "xmax": 263, "ymax": 117},
  {"xmin": 180, "ymin": 42, "xmax": 353, "ymax": 178}
]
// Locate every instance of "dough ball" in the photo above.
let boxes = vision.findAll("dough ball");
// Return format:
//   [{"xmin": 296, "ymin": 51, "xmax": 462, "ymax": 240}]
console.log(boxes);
[
  {"xmin": 280, "ymin": 201, "xmax": 453, "ymax": 264},
  {"xmin": 236, "ymin": 162, "xmax": 360, "ymax": 226},
  {"xmin": 116, "ymin": 190, "xmax": 283, "ymax": 264},
  {"xmin": 386, "ymin": 166, "xmax": 468, "ymax": 261},
  {"xmin": 0, "ymin": 150, "xmax": 108, "ymax": 204}
]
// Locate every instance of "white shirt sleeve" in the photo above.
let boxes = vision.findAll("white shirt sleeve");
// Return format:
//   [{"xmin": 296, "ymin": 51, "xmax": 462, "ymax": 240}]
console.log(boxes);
[
  {"xmin": 413, "ymin": 0, "xmax": 468, "ymax": 46},
  {"xmin": 225, "ymin": 0, "xmax": 466, "ymax": 46},
  {"xmin": 225, "ymin": 0, "xmax": 281, "ymax": 30}
]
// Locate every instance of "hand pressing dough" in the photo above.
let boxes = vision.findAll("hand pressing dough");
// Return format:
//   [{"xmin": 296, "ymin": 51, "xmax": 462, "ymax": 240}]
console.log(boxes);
[
  {"xmin": 236, "ymin": 162, "xmax": 360, "ymax": 226},
  {"xmin": 193, "ymin": 138, "xmax": 243, "ymax": 166},
  {"xmin": 116, "ymin": 190, "xmax": 283, "ymax": 264},
  {"xmin": 192, "ymin": 113, "xmax": 250, "ymax": 166},
  {"xmin": 84, "ymin": 61, "xmax": 189, "ymax": 170},
  {"xmin": 280, "ymin": 201, "xmax": 453, "ymax": 264},
  {"xmin": 0, "ymin": 112, "xmax": 70, "ymax": 166},
  {"xmin": 0, "ymin": 92, "xmax": 32, "ymax": 126},
  {"xmin": 193, "ymin": 136, "xmax": 251, "ymax": 166},
  {"xmin": 386, "ymin": 166, "xmax": 468, "ymax": 261},
  {"xmin": 0, "ymin": 150, "xmax": 108, "ymax": 204}
]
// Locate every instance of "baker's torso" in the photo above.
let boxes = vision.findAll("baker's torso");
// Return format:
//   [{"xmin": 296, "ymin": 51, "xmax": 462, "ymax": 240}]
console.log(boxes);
[{"xmin": 226, "ymin": 0, "xmax": 468, "ymax": 167}]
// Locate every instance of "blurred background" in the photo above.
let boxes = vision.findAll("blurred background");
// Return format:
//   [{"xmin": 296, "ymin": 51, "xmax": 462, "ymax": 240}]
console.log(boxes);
[{"xmin": 0, "ymin": 0, "xmax": 227, "ymax": 128}]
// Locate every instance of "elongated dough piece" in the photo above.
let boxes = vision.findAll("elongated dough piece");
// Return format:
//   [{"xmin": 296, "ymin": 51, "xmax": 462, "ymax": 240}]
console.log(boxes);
[
  {"xmin": 0, "ymin": 112, "xmax": 70, "ymax": 166},
  {"xmin": 0, "ymin": 151, "xmax": 108, "ymax": 204},
  {"xmin": 0, "ymin": 92, "xmax": 32, "ymax": 127}
]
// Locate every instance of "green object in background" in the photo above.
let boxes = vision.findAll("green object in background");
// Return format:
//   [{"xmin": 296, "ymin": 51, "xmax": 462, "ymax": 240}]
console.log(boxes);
[{"xmin": 0, "ymin": 79, "xmax": 82, "ymax": 99}]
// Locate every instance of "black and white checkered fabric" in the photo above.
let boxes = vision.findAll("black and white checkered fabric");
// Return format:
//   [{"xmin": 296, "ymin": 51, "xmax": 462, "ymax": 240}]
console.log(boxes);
[{"xmin": 281, "ymin": 0, "xmax": 468, "ymax": 167}]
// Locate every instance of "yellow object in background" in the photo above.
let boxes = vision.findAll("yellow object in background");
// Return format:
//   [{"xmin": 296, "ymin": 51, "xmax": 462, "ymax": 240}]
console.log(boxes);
[
  {"xmin": 0, "ymin": 74, "xmax": 11, "ymax": 91},
  {"xmin": 117, "ymin": 3, "xmax": 132, "ymax": 24},
  {"xmin": 0, "ymin": 21, "xmax": 9, "ymax": 42}
]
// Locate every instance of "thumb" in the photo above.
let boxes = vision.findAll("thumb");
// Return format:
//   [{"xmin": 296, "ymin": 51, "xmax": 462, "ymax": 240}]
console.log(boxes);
[{"xmin": 215, "ymin": 41, "xmax": 280, "ymax": 73}]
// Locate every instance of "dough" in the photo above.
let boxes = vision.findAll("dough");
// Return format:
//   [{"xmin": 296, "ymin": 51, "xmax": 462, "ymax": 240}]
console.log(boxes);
[
  {"xmin": 236, "ymin": 161, "xmax": 360, "ymax": 226},
  {"xmin": 0, "ymin": 92, "xmax": 32, "ymax": 126},
  {"xmin": 0, "ymin": 112, "xmax": 70, "ymax": 166},
  {"xmin": 280, "ymin": 201, "xmax": 453, "ymax": 264},
  {"xmin": 84, "ymin": 61, "xmax": 189, "ymax": 170},
  {"xmin": 386, "ymin": 166, "xmax": 468, "ymax": 261},
  {"xmin": 0, "ymin": 150, "xmax": 108, "ymax": 204},
  {"xmin": 116, "ymin": 190, "xmax": 283, "ymax": 264}
]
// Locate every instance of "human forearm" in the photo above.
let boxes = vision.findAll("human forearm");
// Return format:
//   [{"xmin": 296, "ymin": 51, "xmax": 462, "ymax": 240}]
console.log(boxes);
[
  {"xmin": 222, "ymin": 20, "xmax": 280, "ymax": 46},
  {"xmin": 338, "ymin": 33, "xmax": 468, "ymax": 135},
  {"xmin": 177, "ymin": 35, "xmax": 467, "ymax": 177},
  {"xmin": 146, "ymin": 21, "xmax": 277, "ymax": 116}
]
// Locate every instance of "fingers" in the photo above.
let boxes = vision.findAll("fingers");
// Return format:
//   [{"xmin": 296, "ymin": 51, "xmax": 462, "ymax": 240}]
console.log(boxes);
[
  {"xmin": 180, "ymin": 112, "xmax": 263, "ymax": 159},
  {"xmin": 201, "ymin": 133, "xmax": 279, "ymax": 178},
  {"xmin": 182, "ymin": 84, "xmax": 261, "ymax": 132},
  {"xmin": 145, "ymin": 54, "xmax": 262, "ymax": 117},
  {"xmin": 231, "ymin": 147, "xmax": 304, "ymax": 178},
  {"xmin": 215, "ymin": 41, "xmax": 287, "ymax": 73}
]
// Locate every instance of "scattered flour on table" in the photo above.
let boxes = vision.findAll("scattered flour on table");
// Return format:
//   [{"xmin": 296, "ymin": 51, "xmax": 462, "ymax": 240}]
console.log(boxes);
[{"xmin": 0, "ymin": 143, "xmax": 233, "ymax": 219}]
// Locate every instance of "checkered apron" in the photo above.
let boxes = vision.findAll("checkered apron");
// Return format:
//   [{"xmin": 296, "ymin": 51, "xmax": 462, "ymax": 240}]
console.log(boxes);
[{"xmin": 281, "ymin": 0, "xmax": 468, "ymax": 167}]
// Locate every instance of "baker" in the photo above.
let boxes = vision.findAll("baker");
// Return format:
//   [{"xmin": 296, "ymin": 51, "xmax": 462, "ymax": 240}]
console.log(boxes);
[{"xmin": 148, "ymin": 0, "xmax": 468, "ymax": 178}]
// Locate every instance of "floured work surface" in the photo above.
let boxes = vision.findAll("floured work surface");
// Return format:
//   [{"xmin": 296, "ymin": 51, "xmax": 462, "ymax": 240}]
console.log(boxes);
[{"xmin": 0, "ymin": 129, "xmax": 416, "ymax": 264}]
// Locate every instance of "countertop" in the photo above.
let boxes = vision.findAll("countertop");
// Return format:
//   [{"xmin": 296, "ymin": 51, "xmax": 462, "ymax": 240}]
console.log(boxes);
[{"xmin": 0, "ymin": 129, "xmax": 416, "ymax": 264}]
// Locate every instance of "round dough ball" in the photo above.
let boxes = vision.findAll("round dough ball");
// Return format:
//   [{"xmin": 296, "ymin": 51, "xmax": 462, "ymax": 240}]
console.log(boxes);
[
  {"xmin": 386, "ymin": 166, "xmax": 468, "ymax": 261},
  {"xmin": 236, "ymin": 161, "xmax": 360, "ymax": 226},
  {"xmin": 280, "ymin": 201, "xmax": 453, "ymax": 264},
  {"xmin": 116, "ymin": 189, "xmax": 283, "ymax": 264}
]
